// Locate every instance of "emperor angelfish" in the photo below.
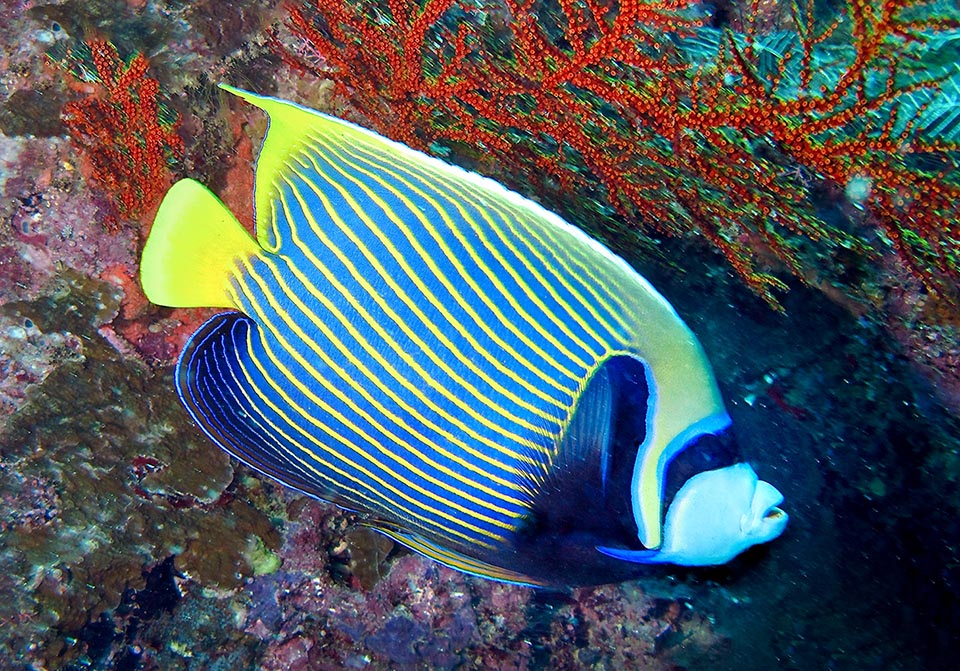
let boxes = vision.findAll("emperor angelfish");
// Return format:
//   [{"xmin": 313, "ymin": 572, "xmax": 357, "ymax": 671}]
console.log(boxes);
[{"xmin": 140, "ymin": 86, "xmax": 788, "ymax": 587}]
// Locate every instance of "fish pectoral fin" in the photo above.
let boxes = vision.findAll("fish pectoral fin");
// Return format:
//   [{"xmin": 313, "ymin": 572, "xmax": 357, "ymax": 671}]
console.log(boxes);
[
  {"xmin": 141, "ymin": 178, "xmax": 260, "ymax": 308},
  {"xmin": 559, "ymin": 362, "xmax": 614, "ymax": 480},
  {"xmin": 365, "ymin": 523, "xmax": 547, "ymax": 588},
  {"xmin": 522, "ymin": 362, "xmax": 614, "ymax": 506}
]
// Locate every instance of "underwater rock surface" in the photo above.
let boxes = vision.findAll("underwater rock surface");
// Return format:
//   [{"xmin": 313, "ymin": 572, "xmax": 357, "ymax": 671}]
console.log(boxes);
[{"xmin": 0, "ymin": 1, "xmax": 958, "ymax": 670}]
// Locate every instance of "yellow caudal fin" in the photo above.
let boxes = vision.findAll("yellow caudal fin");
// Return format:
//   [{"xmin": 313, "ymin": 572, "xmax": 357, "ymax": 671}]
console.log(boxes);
[{"xmin": 140, "ymin": 178, "xmax": 261, "ymax": 308}]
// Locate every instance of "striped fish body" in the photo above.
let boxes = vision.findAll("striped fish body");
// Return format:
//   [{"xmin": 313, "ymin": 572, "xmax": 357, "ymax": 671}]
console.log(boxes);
[{"xmin": 140, "ymin": 87, "xmax": 730, "ymax": 586}]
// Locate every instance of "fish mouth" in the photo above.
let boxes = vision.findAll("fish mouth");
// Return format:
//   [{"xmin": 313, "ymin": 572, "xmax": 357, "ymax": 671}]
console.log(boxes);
[
  {"xmin": 764, "ymin": 506, "xmax": 787, "ymax": 521},
  {"xmin": 756, "ymin": 486, "xmax": 786, "ymax": 522}
]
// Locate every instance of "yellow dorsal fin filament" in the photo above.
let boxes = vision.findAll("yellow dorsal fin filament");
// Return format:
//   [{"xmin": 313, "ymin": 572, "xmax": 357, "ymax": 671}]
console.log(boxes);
[
  {"xmin": 219, "ymin": 84, "xmax": 346, "ymax": 251},
  {"xmin": 140, "ymin": 178, "xmax": 260, "ymax": 308}
]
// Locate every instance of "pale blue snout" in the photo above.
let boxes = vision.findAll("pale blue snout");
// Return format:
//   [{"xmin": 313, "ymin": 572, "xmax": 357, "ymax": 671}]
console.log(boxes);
[{"xmin": 598, "ymin": 463, "xmax": 788, "ymax": 566}]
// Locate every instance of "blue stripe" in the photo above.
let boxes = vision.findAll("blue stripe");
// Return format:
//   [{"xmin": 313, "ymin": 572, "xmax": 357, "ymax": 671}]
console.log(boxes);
[
  {"xmin": 230, "ymin": 276, "xmax": 530, "ymax": 540},
  {"xmin": 273, "ymin": 182, "xmax": 567, "ymax": 439},
  {"xmin": 335, "ymin": 137, "xmax": 619, "ymax": 350},
  {"xmin": 181, "ymin": 313, "xmax": 524, "ymax": 546},
  {"xmin": 291, "ymin": 145, "xmax": 593, "ymax": 377},
  {"xmin": 177, "ymin": 314, "xmax": 347, "ymax": 503},
  {"xmin": 241, "ymin": 254, "xmax": 536, "ymax": 477}
]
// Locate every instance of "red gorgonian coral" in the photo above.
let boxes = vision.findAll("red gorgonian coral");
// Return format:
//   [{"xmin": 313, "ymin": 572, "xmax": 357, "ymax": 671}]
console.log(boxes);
[
  {"xmin": 55, "ymin": 39, "xmax": 184, "ymax": 227},
  {"xmin": 276, "ymin": 0, "xmax": 960, "ymax": 309}
]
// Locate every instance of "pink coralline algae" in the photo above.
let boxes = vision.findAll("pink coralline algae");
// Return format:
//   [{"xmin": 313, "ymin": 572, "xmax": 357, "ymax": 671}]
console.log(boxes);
[
  {"xmin": 0, "ymin": 137, "xmax": 135, "ymax": 303},
  {"xmin": 239, "ymin": 499, "xmax": 718, "ymax": 671},
  {"xmin": 0, "ymin": 471, "xmax": 61, "ymax": 534}
]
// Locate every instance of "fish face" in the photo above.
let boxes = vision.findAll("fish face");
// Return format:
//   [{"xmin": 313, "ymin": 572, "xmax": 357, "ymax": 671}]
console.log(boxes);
[{"xmin": 656, "ymin": 463, "xmax": 788, "ymax": 566}]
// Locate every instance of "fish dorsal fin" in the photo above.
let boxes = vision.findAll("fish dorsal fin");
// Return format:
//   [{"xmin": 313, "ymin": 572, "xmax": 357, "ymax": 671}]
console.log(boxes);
[
  {"xmin": 220, "ymin": 84, "xmax": 367, "ymax": 253},
  {"xmin": 367, "ymin": 523, "xmax": 547, "ymax": 587},
  {"xmin": 220, "ymin": 85, "xmax": 312, "ymax": 252},
  {"xmin": 141, "ymin": 178, "xmax": 260, "ymax": 308}
]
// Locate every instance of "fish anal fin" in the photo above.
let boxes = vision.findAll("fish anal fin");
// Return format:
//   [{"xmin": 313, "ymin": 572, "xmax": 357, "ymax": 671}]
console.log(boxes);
[
  {"xmin": 141, "ymin": 179, "xmax": 260, "ymax": 308},
  {"xmin": 366, "ymin": 523, "xmax": 547, "ymax": 588},
  {"xmin": 177, "ymin": 313, "xmax": 352, "ymax": 510}
]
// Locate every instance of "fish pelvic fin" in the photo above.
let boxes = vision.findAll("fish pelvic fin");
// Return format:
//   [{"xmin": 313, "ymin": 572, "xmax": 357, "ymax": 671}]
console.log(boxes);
[
  {"xmin": 367, "ymin": 523, "xmax": 548, "ymax": 588},
  {"xmin": 140, "ymin": 178, "xmax": 260, "ymax": 308},
  {"xmin": 595, "ymin": 545, "xmax": 669, "ymax": 564}
]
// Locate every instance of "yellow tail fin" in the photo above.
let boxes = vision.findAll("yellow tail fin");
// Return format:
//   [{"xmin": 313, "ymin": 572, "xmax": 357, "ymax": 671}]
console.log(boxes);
[{"xmin": 140, "ymin": 179, "xmax": 261, "ymax": 308}]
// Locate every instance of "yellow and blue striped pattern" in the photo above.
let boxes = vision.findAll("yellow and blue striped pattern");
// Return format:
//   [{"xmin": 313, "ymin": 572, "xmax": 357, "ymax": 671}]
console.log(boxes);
[{"xmin": 161, "ymin": 88, "xmax": 730, "ymax": 584}]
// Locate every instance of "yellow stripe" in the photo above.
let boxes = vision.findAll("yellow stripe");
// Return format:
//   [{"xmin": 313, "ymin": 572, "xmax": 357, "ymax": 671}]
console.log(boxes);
[
  {"xmin": 261, "ymin": 234, "xmax": 531, "ymax": 477},
  {"xmin": 508, "ymin": 211, "xmax": 640, "ymax": 334},
  {"xmin": 200, "ymin": 309, "xmax": 403, "ymax": 522},
  {"xmin": 397, "ymin": 154, "xmax": 633, "ymax": 342},
  {"xmin": 283, "ymin": 157, "xmax": 565, "ymax": 439},
  {"xmin": 227, "ymin": 299, "xmax": 505, "ymax": 548},
  {"xmin": 307, "ymin": 139, "xmax": 592, "ymax": 382},
  {"xmin": 244, "ymin": 251, "xmax": 531, "ymax": 509},
  {"xmin": 297, "ymin": 142, "xmax": 584, "ymax": 406},
  {"xmin": 318, "ymin": 138, "xmax": 599, "ymax": 378},
  {"xmin": 226, "ymin": 358, "xmax": 499, "ymax": 549},
  {"xmin": 277, "ymin": 170, "xmax": 559, "ymax": 454},
  {"xmin": 336, "ymin": 138, "xmax": 603, "ymax": 358},
  {"xmin": 271, "ymin": 187, "xmax": 551, "ymax": 469},
  {"xmin": 236, "ymin": 264, "xmax": 520, "ymax": 532}
]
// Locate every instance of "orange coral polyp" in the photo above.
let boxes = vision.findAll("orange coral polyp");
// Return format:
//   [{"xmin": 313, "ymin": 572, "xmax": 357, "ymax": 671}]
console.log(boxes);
[{"xmin": 58, "ymin": 39, "xmax": 183, "ymax": 226}]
